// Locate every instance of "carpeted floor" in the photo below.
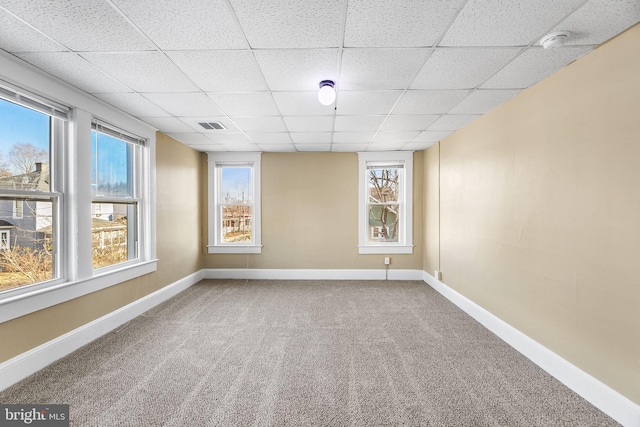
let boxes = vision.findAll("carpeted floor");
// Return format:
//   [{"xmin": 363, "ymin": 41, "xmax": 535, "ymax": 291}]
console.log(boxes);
[{"xmin": 0, "ymin": 279, "xmax": 619, "ymax": 426}]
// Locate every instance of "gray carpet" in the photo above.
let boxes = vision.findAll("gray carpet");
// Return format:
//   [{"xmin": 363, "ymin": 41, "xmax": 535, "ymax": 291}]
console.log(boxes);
[{"xmin": 0, "ymin": 279, "xmax": 619, "ymax": 426}]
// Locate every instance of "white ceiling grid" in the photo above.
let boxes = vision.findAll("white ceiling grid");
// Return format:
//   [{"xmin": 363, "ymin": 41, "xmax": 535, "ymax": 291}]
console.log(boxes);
[{"xmin": 0, "ymin": 0, "xmax": 638, "ymax": 153}]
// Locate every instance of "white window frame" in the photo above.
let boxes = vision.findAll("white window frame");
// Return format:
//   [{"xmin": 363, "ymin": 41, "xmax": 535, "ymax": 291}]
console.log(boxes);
[
  {"xmin": 0, "ymin": 230, "xmax": 10, "ymax": 249},
  {"xmin": 358, "ymin": 151, "xmax": 413, "ymax": 254},
  {"xmin": 12, "ymin": 200, "xmax": 23, "ymax": 219},
  {"xmin": 0, "ymin": 52, "xmax": 157, "ymax": 323},
  {"xmin": 207, "ymin": 152, "xmax": 262, "ymax": 254}
]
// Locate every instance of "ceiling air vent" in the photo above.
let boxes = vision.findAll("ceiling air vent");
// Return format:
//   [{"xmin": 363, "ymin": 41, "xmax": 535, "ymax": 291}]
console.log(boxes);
[{"xmin": 198, "ymin": 122, "xmax": 226, "ymax": 130}]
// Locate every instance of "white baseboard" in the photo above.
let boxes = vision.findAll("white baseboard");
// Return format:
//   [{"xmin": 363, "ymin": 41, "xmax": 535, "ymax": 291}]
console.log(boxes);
[
  {"xmin": 203, "ymin": 268, "xmax": 424, "ymax": 281},
  {"xmin": 0, "ymin": 270, "xmax": 203, "ymax": 393},
  {"xmin": 422, "ymin": 271, "xmax": 640, "ymax": 427}
]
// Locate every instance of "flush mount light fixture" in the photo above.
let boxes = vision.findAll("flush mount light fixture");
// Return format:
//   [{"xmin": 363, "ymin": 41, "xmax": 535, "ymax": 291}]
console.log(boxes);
[
  {"xmin": 318, "ymin": 80, "xmax": 336, "ymax": 106},
  {"xmin": 539, "ymin": 31, "xmax": 571, "ymax": 49}
]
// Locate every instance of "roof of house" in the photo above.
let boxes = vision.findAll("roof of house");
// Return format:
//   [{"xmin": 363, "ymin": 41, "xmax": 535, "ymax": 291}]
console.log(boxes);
[{"xmin": 0, "ymin": 166, "xmax": 49, "ymax": 192}]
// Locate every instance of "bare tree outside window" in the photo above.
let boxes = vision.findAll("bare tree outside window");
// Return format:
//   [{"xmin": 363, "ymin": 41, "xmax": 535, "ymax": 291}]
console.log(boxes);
[{"xmin": 368, "ymin": 167, "xmax": 400, "ymax": 242}]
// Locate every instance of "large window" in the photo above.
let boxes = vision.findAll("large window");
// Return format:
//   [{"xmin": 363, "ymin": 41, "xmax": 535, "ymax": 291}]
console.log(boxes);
[
  {"xmin": 207, "ymin": 152, "xmax": 261, "ymax": 254},
  {"xmin": 0, "ymin": 74, "xmax": 155, "ymax": 322},
  {"xmin": 0, "ymin": 94, "xmax": 64, "ymax": 292},
  {"xmin": 91, "ymin": 121, "xmax": 144, "ymax": 269},
  {"xmin": 358, "ymin": 152, "xmax": 413, "ymax": 254}
]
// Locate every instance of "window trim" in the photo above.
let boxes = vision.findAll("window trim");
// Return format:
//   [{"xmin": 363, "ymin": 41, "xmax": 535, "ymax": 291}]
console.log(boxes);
[
  {"xmin": 0, "ymin": 52, "xmax": 157, "ymax": 323},
  {"xmin": 207, "ymin": 152, "xmax": 262, "ymax": 254},
  {"xmin": 358, "ymin": 151, "xmax": 414, "ymax": 254}
]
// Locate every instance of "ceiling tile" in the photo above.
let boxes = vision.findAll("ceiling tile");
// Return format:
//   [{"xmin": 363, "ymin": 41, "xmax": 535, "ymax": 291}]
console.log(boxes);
[
  {"xmin": 332, "ymin": 143, "xmax": 369, "ymax": 152},
  {"xmin": 272, "ymin": 92, "xmax": 335, "ymax": 116},
  {"xmin": 290, "ymin": 133, "xmax": 332, "ymax": 144},
  {"xmin": 380, "ymin": 115, "xmax": 440, "ymax": 131},
  {"xmin": 94, "ymin": 93, "xmax": 171, "ymax": 118},
  {"xmin": 230, "ymin": 116, "xmax": 287, "ymax": 133},
  {"xmin": 254, "ymin": 50, "xmax": 339, "ymax": 91},
  {"xmin": 202, "ymin": 133, "xmax": 253, "ymax": 145},
  {"xmin": 167, "ymin": 51, "xmax": 266, "ymax": 92},
  {"xmin": 344, "ymin": 0, "xmax": 465, "ymax": 47},
  {"xmin": 14, "ymin": 52, "xmax": 133, "ymax": 94},
  {"xmin": 296, "ymin": 143, "xmax": 332, "ymax": 151},
  {"xmin": 332, "ymin": 132, "xmax": 376, "ymax": 143},
  {"xmin": 207, "ymin": 92, "xmax": 279, "ymax": 116},
  {"xmin": 481, "ymin": 46, "xmax": 592, "ymax": 89},
  {"xmin": 393, "ymin": 90, "xmax": 470, "ymax": 114},
  {"xmin": 111, "ymin": 0, "xmax": 248, "ymax": 50},
  {"xmin": 366, "ymin": 142, "xmax": 407, "ymax": 151},
  {"xmin": 413, "ymin": 130, "xmax": 453, "ymax": 142},
  {"xmin": 373, "ymin": 131, "xmax": 421, "ymax": 143},
  {"xmin": 440, "ymin": 0, "xmax": 586, "ymax": 46},
  {"xmin": 0, "ymin": 10, "xmax": 66, "ymax": 52},
  {"xmin": 216, "ymin": 142, "xmax": 261, "ymax": 152},
  {"xmin": 404, "ymin": 142, "xmax": 437, "ymax": 151},
  {"xmin": 449, "ymin": 90, "xmax": 522, "ymax": 114},
  {"xmin": 340, "ymin": 49, "xmax": 431, "ymax": 90},
  {"xmin": 82, "ymin": 52, "xmax": 199, "ymax": 92},
  {"xmin": 166, "ymin": 133, "xmax": 213, "ymax": 145},
  {"xmin": 283, "ymin": 116, "xmax": 334, "ymax": 132},
  {"xmin": 334, "ymin": 116, "xmax": 385, "ymax": 131},
  {"xmin": 258, "ymin": 144, "xmax": 296, "ymax": 152},
  {"xmin": 411, "ymin": 48, "xmax": 521, "ymax": 89},
  {"xmin": 337, "ymin": 91, "xmax": 403, "ymax": 115},
  {"xmin": 550, "ymin": 0, "xmax": 640, "ymax": 46},
  {"xmin": 0, "ymin": 0, "xmax": 154, "ymax": 51},
  {"xmin": 427, "ymin": 114, "xmax": 481, "ymax": 131},
  {"xmin": 143, "ymin": 93, "xmax": 224, "ymax": 116},
  {"xmin": 247, "ymin": 133, "xmax": 292, "ymax": 144},
  {"xmin": 142, "ymin": 117, "xmax": 194, "ymax": 134},
  {"xmin": 177, "ymin": 117, "xmax": 241, "ymax": 133},
  {"xmin": 229, "ymin": 0, "xmax": 344, "ymax": 48}
]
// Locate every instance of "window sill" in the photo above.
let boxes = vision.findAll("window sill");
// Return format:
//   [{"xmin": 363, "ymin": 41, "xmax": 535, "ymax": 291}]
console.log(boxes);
[
  {"xmin": 208, "ymin": 245, "xmax": 262, "ymax": 254},
  {"xmin": 358, "ymin": 245, "xmax": 414, "ymax": 255},
  {"xmin": 0, "ymin": 259, "xmax": 158, "ymax": 324}
]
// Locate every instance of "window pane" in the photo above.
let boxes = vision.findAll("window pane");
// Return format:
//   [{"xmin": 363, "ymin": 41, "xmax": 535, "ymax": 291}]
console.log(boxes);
[
  {"xmin": 368, "ymin": 203, "xmax": 399, "ymax": 242},
  {"xmin": 92, "ymin": 202, "xmax": 137, "ymax": 269},
  {"xmin": 91, "ymin": 130, "xmax": 132, "ymax": 198},
  {"xmin": 0, "ymin": 98, "xmax": 51, "ymax": 191},
  {"xmin": 0, "ymin": 198, "xmax": 54, "ymax": 291},
  {"xmin": 222, "ymin": 205, "xmax": 252, "ymax": 243},
  {"xmin": 368, "ymin": 168, "xmax": 399, "ymax": 203},
  {"xmin": 221, "ymin": 167, "xmax": 251, "ymax": 203}
]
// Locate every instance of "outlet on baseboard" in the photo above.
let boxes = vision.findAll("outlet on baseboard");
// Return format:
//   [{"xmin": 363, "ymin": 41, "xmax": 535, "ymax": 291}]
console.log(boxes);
[
  {"xmin": 384, "ymin": 257, "xmax": 390, "ymax": 265},
  {"xmin": 434, "ymin": 270, "xmax": 442, "ymax": 280}
]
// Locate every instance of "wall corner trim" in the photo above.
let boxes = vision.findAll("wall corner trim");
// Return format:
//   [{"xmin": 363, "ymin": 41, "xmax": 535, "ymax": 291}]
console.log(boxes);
[
  {"xmin": 422, "ymin": 271, "xmax": 640, "ymax": 427},
  {"xmin": 0, "ymin": 270, "xmax": 203, "ymax": 393},
  {"xmin": 203, "ymin": 268, "xmax": 424, "ymax": 281}
]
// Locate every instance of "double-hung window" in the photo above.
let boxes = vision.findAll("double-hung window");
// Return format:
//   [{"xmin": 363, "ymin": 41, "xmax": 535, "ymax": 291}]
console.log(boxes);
[
  {"xmin": 91, "ymin": 120, "xmax": 144, "ymax": 269},
  {"xmin": 358, "ymin": 151, "xmax": 413, "ymax": 254},
  {"xmin": 207, "ymin": 152, "xmax": 261, "ymax": 254},
  {"xmin": 0, "ymin": 87, "xmax": 67, "ymax": 291}
]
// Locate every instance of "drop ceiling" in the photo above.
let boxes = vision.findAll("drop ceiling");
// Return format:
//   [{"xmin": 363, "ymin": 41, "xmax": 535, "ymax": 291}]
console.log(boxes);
[{"xmin": 0, "ymin": 0, "xmax": 638, "ymax": 153}]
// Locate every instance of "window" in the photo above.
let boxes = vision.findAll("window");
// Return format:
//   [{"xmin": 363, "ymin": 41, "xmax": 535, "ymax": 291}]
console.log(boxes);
[
  {"xmin": 207, "ymin": 152, "xmax": 261, "ymax": 254},
  {"xmin": 0, "ymin": 71, "xmax": 156, "ymax": 322},
  {"xmin": 0, "ymin": 94, "xmax": 64, "ymax": 291},
  {"xmin": 358, "ymin": 152, "xmax": 413, "ymax": 254},
  {"xmin": 13, "ymin": 200, "xmax": 23, "ymax": 218},
  {"xmin": 91, "ymin": 121, "xmax": 144, "ymax": 269}
]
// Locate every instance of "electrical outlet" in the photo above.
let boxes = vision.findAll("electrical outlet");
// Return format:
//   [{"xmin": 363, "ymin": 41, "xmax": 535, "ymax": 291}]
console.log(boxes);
[{"xmin": 384, "ymin": 257, "xmax": 390, "ymax": 265}]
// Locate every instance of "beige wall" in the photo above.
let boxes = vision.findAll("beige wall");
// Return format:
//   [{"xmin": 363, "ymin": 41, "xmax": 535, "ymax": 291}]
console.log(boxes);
[
  {"xmin": 424, "ymin": 24, "xmax": 640, "ymax": 404},
  {"xmin": 0, "ymin": 133, "xmax": 203, "ymax": 363},
  {"xmin": 423, "ymin": 143, "xmax": 440, "ymax": 276},
  {"xmin": 204, "ymin": 151, "xmax": 424, "ymax": 270}
]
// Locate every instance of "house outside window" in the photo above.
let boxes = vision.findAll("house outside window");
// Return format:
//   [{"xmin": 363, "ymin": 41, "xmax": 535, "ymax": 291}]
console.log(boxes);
[
  {"xmin": 358, "ymin": 151, "xmax": 413, "ymax": 254},
  {"xmin": 0, "ymin": 93, "xmax": 64, "ymax": 290},
  {"xmin": 207, "ymin": 152, "xmax": 261, "ymax": 254}
]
